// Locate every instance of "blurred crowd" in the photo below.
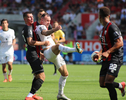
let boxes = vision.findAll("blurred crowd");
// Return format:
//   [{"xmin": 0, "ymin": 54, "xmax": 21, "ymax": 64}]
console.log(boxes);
[{"xmin": 1, "ymin": 0, "xmax": 126, "ymax": 40}]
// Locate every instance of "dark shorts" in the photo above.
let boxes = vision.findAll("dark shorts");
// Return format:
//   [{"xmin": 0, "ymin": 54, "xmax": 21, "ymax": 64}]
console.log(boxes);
[
  {"xmin": 100, "ymin": 59, "xmax": 123, "ymax": 77},
  {"xmin": 26, "ymin": 51, "xmax": 44, "ymax": 74}
]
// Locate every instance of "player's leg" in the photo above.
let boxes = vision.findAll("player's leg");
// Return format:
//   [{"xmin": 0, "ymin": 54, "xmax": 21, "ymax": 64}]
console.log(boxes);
[
  {"xmin": 99, "ymin": 61, "xmax": 117, "ymax": 100},
  {"xmin": 53, "ymin": 55, "xmax": 71, "ymax": 100},
  {"xmin": 7, "ymin": 54, "xmax": 14, "ymax": 82},
  {"xmin": 113, "ymin": 81, "xmax": 126, "ymax": 97},
  {"xmin": 100, "ymin": 76, "xmax": 126, "ymax": 97},
  {"xmin": 105, "ymin": 74, "xmax": 117, "ymax": 100},
  {"xmin": 25, "ymin": 55, "xmax": 44, "ymax": 100},
  {"xmin": 8, "ymin": 61, "xmax": 13, "ymax": 82},
  {"xmin": 53, "ymin": 64, "xmax": 57, "ymax": 75},
  {"xmin": 51, "ymin": 42, "xmax": 83, "ymax": 55},
  {"xmin": 29, "ymin": 72, "xmax": 45, "ymax": 100},
  {"xmin": 2, "ymin": 63, "xmax": 8, "ymax": 82},
  {"xmin": 99, "ymin": 76, "xmax": 106, "ymax": 88}
]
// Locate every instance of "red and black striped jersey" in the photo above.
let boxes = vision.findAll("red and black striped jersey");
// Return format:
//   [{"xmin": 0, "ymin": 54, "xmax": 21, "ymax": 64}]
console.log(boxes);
[{"xmin": 100, "ymin": 22, "xmax": 123, "ymax": 61}]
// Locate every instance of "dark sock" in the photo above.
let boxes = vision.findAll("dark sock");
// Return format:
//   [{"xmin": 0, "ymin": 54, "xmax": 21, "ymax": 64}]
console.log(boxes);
[
  {"xmin": 30, "ymin": 78, "xmax": 44, "ymax": 94},
  {"xmin": 105, "ymin": 83, "xmax": 118, "ymax": 100},
  {"xmin": 100, "ymin": 82, "xmax": 119, "ymax": 88},
  {"xmin": 54, "ymin": 65, "xmax": 57, "ymax": 73},
  {"xmin": 113, "ymin": 82, "xmax": 119, "ymax": 88}
]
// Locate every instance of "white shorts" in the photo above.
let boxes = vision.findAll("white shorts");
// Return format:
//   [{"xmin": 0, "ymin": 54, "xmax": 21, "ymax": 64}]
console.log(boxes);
[
  {"xmin": 0, "ymin": 55, "xmax": 13, "ymax": 64},
  {"xmin": 44, "ymin": 48, "xmax": 66, "ymax": 69}
]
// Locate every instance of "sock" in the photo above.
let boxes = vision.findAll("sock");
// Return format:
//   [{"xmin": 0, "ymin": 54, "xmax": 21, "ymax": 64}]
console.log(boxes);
[
  {"xmin": 3, "ymin": 73, "xmax": 7, "ymax": 79},
  {"xmin": 113, "ymin": 82, "xmax": 123, "ymax": 89},
  {"xmin": 58, "ymin": 44, "xmax": 77, "ymax": 53},
  {"xmin": 27, "ymin": 93, "xmax": 34, "ymax": 97},
  {"xmin": 30, "ymin": 78, "xmax": 44, "ymax": 94},
  {"xmin": 58, "ymin": 75, "xmax": 68, "ymax": 95},
  {"xmin": 8, "ymin": 70, "xmax": 12, "ymax": 75},
  {"xmin": 54, "ymin": 65, "xmax": 57, "ymax": 73},
  {"xmin": 105, "ymin": 83, "xmax": 117, "ymax": 100},
  {"xmin": 119, "ymin": 83, "xmax": 123, "ymax": 89},
  {"xmin": 113, "ymin": 82, "xmax": 119, "ymax": 88}
]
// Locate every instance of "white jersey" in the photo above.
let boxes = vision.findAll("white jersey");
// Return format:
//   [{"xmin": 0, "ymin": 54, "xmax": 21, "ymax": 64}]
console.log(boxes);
[
  {"xmin": 0, "ymin": 28, "xmax": 15, "ymax": 56},
  {"xmin": 35, "ymin": 25, "xmax": 55, "ymax": 49}
]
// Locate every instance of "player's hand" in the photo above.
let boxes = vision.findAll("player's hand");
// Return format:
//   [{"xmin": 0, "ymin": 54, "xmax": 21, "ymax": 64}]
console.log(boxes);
[
  {"xmin": 44, "ymin": 41, "xmax": 50, "ymax": 46},
  {"xmin": 55, "ymin": 25, "xmax": 62, "ymax": 31},
  {"xmin": 95, "ymin": 52, "xmax": 102, "ymax": 61},
  {"xmin": 40, "ymin": 52, "xmax": 45, "ymax": 61},
  {"xmin": 102, "ymin": 51, "xmax": 109, "ymax": 59}
]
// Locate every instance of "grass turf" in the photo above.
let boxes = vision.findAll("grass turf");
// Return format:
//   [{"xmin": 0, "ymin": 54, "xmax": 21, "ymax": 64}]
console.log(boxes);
[{"xmin": 0, "ymin": 64, "xmax": 126, "ymax": 100}]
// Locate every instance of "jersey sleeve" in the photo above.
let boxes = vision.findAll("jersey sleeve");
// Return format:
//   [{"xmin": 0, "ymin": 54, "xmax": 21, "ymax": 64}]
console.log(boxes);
[
  {"xmin": 27, "ymin": 26, "xmax": 33, "ymax": 38},
  {"xmin": 109, "ymin": 25, "xmax": 122, "ymax": 41},
  {"xmin": 59, "ymin": 30, "xmax": 65, "ymax": 39},
  {"xmin": 12, "ymin": 29, "xmax": 15, "ymax": 39},
  {"xmin": 36, "ymin": 25, "xmax": 47, "ymax": 34}
]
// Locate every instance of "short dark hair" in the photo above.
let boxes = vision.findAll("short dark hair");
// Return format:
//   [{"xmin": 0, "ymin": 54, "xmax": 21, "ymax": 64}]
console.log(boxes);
[
  {"xmin": 23, "ymin": 11, "xmax": 33, "ymax": 18},
  {"xmin": 1, "ymin": 19, "xmax": 8, "ymax": 24},
  {"xmin": 38, "ymin": 9, "xmax": 45, "ymax": 12},
  {"xmin": 41, "ymin": 12, "xmax": 49, "ymax": 18},
  {"xmin": 99, "ymin": 6, "xmax": 110, "ymax": 18}
]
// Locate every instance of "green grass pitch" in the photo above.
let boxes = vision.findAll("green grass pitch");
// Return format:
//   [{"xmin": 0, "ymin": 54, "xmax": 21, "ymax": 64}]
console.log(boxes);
[{"xmin": 0, "ymin": 64, "xmax": 126, "ymax": 100}]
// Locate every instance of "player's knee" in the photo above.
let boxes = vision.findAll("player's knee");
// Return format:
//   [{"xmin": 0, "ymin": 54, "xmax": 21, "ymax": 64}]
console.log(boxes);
[
  {"xmin": 56, "ymin": 44, "xmax": 60, "ymax": 48},
  {"xmin": 100, "ymin": 83, "xmax": 106, "ymax": 88},
  {"xmin": 35, "ymin": 72, "xmax": 45, "ymax": 81},
  {"xmin": 65, "ymin": 72, "xmax": 69, "ymax": 76},
  {"xmin": 100, "ymin": 85, "xmax": 106, "ymax": 88}
]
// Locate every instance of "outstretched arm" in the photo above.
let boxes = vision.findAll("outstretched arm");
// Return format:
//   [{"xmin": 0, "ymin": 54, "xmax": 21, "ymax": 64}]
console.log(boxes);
[
  {"xmin": 27, "ymin": 37, "xmax": 50, "ymax": 46},
  {"xmin": 41, "ymin": 25, "xmax": 62, "ymax": 36}
]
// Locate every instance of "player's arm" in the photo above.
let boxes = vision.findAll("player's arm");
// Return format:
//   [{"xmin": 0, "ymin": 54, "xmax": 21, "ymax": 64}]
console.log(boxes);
[
  {"xmin": 27, "ymin": 37, "xmax": 50, "ymax": 46},
  {"xmin": 41, "ymin": 25, "xmax": 62, "ymax": 36},
  {"xmin": 12, "ymin": 39, "xmax": 16, "ymax": 46},
  {"xmin": 12, "ymin": 30, "xmax": 16, "ymax": 46},
  {"xmin": 103, "ymin": 37, "xmax": 123, "ymax": 58}
]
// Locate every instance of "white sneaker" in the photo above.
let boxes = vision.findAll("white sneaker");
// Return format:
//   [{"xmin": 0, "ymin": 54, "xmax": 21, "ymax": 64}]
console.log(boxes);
[{"xmin": 57, "ymin": 94, "xmax": 71, "ymax": 100}]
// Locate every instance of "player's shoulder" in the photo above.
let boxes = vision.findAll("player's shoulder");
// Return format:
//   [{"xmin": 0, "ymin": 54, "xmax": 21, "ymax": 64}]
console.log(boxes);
[
  {"xmin": 8, "ymin": 28, "xmax": 14, "ymax": 32},
  {"xmin": 109, "ymin": 22, "xmax": 119, "ymax": 31},
  {"xmin": 59, "ymin": 30, "xmax": 65, "ymax": 34},
  {"xmin": 37, "ymin": 25, "xmax": 46, "ymax": 28},
  {"xmin": 37, "ymin": 25, "xmax": 47, "ymax": 30}
]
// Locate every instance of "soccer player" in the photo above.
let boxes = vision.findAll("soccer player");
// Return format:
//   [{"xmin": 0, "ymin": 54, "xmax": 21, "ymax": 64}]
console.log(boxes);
[
  {"xmin": 22, "ymin": 12, "xmax": 50, "ymax": 100},
  {"xmin": 52, "ymin": 21, "xmax": 66, "ymax": 75},
  {"xmin": 0, "ymin": 19, "xmax": 16, "ymax": 82},
  {"xmin": 35, "ymin": 13, "xmax": 83, "ymax": 100},
  {"xmin": 37, "ymin": 9, "xmax": 52, "ymax": 30},
  {"xmin": 95, "ymin": 6, "xmax": 125, "ymax": 100},
  {"xmin": 37, "ymin": 9, "xmax": 58, "ymax": 75}
]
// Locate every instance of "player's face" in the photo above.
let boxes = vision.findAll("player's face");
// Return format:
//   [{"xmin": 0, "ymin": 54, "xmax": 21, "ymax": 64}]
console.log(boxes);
[
  {"xmin": 53, "ymin": 22, "xmax": 58, "ymax": 28},
  {"xmin": 25, "ymin": 13, "xmax": 34, "ymax": 25},
  {"xmin": 38, "ymin": 11, "xmax": 45, "ymax": 20},
  {"xmin": 43, "ymin": 15, "xmax": 51, "ymax": 28},
  {"xmin": 2, "ymin": 20, "xmax": 8, "ymax": 30}
]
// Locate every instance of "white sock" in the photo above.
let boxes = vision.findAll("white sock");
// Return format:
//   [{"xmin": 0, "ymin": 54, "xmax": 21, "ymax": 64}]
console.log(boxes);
[
  {"xmin": 58, "ymin": 75, "xmax": 68, "ymax": 95},
  {"xmin": 3, "ymin": 73, "xmax": 7, "ymax": 79},
  {"xmin": 8, "ymin": 70, "xmax": 12, "ymax": 75},
  {"xmin": 58, "ymin": 44, "xmax": 77, "ymax": 53},
  {"xmin": 119, "ymin": 83, "xmax": 123, "ymax": 89},
  {"xmin": 27, "ymin": 93, "xmax": 34, "ymax": 97}
]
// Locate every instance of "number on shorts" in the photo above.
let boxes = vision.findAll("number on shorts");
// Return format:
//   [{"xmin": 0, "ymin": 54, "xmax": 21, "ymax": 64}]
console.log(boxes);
[{"xmin": 109, "ymin": 63, "xmax": 117, "ymax": 73}]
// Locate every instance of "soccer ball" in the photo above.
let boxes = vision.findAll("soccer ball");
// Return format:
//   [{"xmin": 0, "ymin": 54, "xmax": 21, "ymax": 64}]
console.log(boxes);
[{"xmin": 91, "ymin": 51, "xmax": 101, "ymax": 63}]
